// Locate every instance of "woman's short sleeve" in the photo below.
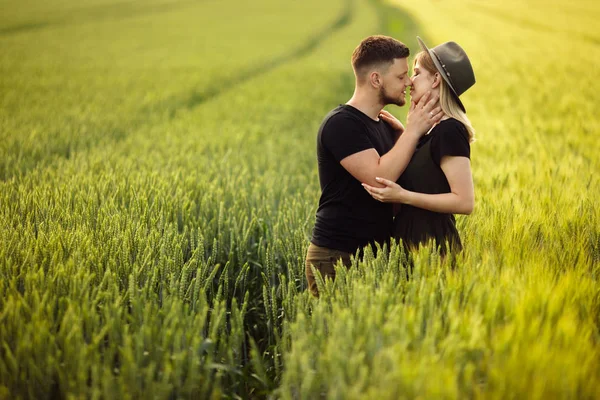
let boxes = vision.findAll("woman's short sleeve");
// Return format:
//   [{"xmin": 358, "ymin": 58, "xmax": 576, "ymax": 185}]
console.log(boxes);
[{"xmin": 430, "ymin": 120, "xmax": 470, "ymax": 166}]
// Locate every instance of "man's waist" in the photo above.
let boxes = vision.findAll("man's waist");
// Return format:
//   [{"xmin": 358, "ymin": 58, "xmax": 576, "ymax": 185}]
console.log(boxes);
[
  {"xmin": 313, "ymin": 214, "xmax": 391, "ymax": 240},
  {"xmin": 316, "ymin": 204, "xmax": 390, "ymax": 221}
]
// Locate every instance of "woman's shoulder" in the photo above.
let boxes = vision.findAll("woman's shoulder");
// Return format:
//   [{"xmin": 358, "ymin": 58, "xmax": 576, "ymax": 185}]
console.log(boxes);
[
  {"xmin": 429, "ymin": 117, "xmax": 471, "ymax": 162},
  {"xmin": 437, "ymin": 117, "xmax": 467, "ymax": 132},
  {"xmin": 433, "ymin": 118, "xmax": 469, "ymax": 141}
]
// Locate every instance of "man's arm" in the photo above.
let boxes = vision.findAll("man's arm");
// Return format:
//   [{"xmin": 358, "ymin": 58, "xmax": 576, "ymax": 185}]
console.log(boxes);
[
  {"xmin": 340, "ymin": 134, "xmax": 419, "ymax": 187},
  {"xmin": 340, "ymin": 93, "xmax": 442, "ymax": 187}
]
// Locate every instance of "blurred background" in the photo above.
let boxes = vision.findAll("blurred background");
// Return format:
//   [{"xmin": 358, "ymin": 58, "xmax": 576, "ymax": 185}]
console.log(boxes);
[{"xmin": 1, "ymin": 0, "xmax": 599, "ymax": 398}]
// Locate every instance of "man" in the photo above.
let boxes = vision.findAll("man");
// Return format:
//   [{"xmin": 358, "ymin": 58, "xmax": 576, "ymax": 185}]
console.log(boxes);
[{"xmin": 306, "ymin": 35, "xmax": 443, "ymax": 297}]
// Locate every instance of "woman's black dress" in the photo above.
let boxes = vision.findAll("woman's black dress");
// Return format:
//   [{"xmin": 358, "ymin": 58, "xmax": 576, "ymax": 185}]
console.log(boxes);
[{"xmin": 394, "ymin": 118, "xmax": 471, "ymax": 255}]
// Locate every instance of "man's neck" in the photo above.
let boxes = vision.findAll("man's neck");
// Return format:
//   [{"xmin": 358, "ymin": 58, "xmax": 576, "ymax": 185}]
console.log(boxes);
[{"xmin": 346, "ymin": 92, "xmax": 383, "ymax": 121}]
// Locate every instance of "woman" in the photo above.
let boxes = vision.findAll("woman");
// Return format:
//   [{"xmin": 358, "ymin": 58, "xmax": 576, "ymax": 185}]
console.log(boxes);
[{"xmin": 363, "ymin": 37, "xmax": 476, "ymax": 256}]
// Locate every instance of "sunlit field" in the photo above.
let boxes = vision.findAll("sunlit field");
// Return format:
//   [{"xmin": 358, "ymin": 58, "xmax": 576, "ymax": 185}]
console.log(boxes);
[{"xmin": 1, "ymin": 0, "xmax": 598, "ymax": 398}]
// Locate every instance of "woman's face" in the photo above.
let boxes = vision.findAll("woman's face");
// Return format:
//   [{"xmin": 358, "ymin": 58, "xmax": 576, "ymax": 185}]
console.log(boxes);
[{"xmin": 410, "ymin": 60, "xmax": 438, "ymax": 104}]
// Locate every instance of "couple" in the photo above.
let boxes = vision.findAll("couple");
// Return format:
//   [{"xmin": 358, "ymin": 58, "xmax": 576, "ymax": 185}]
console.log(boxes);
[{"xmin": 306, "ymin": 35, "xmax": 476, "ymax": 297}]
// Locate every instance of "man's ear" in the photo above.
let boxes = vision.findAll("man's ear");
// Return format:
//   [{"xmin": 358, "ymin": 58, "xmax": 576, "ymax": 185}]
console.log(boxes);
[
  {"xmin": 432, "ymin": 72, "xmax": 441, "ymax": 89},
  {"xmin": 369, "ymin": 71, "xmax": 381, "ymax": 88}
]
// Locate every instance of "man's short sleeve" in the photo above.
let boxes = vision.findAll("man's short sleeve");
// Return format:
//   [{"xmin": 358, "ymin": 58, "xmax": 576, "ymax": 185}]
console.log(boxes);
[
  {"xmin": 320, "ymin": 114, "xmax": 374, "ymax": 162},
  {"xmin": 431, "ymin": 121, "xmax": 470, "ymax": 166}
]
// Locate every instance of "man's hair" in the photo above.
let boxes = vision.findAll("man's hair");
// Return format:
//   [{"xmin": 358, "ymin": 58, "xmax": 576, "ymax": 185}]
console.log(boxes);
[{"xmin": 351, "ymin": 35, "xmax": 410, "ymax": 78}]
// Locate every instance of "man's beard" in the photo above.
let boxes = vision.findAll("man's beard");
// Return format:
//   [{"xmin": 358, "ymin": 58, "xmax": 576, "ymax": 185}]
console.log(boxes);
[{"xmin": 379, "ymin": 84, "xmax": 406, "ymax": 107}]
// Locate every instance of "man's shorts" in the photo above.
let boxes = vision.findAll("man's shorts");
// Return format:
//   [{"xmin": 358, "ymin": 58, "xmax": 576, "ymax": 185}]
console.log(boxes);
[{"xmin": 305, "ymin": 243, "xmax": 352, "ymax": 297}]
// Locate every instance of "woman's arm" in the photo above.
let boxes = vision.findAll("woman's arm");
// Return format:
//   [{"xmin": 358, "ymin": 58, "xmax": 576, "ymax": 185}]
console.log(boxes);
[{"xmin": 362, "ymin": 156, "xmax": 474, "ymax": 215}]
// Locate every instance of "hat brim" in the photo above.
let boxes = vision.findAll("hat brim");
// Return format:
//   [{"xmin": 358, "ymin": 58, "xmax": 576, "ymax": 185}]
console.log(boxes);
[{"xmin": 416, "ymin": 36, "xmax": 466, "ymax": 113}]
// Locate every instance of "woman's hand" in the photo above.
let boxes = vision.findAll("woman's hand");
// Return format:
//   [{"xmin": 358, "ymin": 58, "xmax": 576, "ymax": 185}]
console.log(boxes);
[
  {"xmin": 362, "ymin": 177, "xmax": 409, "ymax": 203},
  {"xmin": 379, "ymin": 110, "xmax": 404, "ymax": 134}
]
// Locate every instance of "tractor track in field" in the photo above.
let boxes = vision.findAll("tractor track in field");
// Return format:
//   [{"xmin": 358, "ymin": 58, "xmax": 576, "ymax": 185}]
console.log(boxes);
[
  {"xmin": 0, "ymin": 0, "xmax": 203, "ymax": 37},
  {"xmin": 157, "ymin": 1, "xmax": 353, "ymax": 119},
  {"xmin": 2, "ymin": 0, "xmax": 354, "ymax": 182}
]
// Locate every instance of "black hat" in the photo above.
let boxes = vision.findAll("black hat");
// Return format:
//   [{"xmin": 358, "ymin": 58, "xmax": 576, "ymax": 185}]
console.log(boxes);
[{"xmin": 417, "ymin": 36, "xmax": 475, "ymax": 112}]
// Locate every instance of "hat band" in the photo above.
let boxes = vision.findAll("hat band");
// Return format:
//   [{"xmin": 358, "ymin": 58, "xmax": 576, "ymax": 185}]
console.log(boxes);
[{"xmin": 431, "ymin": 49, "xmax": 458, "ymax": 94}]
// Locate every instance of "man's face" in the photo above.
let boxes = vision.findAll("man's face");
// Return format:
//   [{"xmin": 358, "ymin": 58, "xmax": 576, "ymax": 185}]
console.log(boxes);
[{"xmin": 379, "ymin": 58, "xmax": 411, "ymax": 107}]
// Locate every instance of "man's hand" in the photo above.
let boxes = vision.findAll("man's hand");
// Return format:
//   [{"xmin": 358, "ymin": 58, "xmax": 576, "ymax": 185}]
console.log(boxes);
[{"xmin": 405, "ymin": 91, "xmax": 444, "ymax": 138}]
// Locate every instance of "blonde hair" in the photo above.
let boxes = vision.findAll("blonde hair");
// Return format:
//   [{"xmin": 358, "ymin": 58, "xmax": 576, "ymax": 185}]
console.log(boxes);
[{"xmin": 414, "ymin": 51, "xmax": 475, "ymax": 142}]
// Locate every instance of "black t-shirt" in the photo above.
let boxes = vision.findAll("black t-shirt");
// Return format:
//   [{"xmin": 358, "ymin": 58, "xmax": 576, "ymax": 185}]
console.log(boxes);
[
  {"xmin": 428, "ymin": 118, "xmax": 470, "ymax": 165},
  {"xmin": 393, "ymin": 119, "xmax": 470, "ymax": 254},
  {"xmin": 311, "ymin": 104, "xmax": 396, "ymax": 254},
  {"xmin": 396, "ymin": 118, "xmax": 470, "ymax": 196}
]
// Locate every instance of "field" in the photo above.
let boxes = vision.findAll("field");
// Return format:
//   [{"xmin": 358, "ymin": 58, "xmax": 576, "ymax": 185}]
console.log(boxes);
[{"xmin": 1, "ymin": 0, "xmax": 599, "ymax": 398}]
